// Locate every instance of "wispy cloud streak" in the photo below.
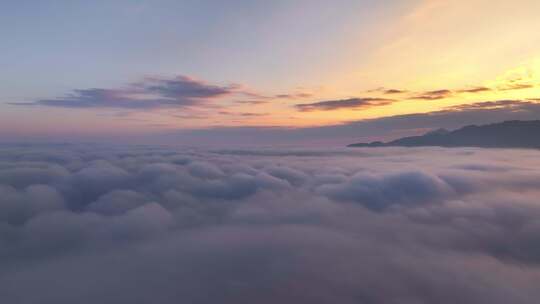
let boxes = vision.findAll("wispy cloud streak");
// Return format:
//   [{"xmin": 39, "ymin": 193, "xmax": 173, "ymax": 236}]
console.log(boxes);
[
  {"xmin": 11, "ymin": 76, "xmax": 242, "ymax": 110},
  {"xmin": 295, "ymin": 97, "xmax": 394, "ymax": 111}
]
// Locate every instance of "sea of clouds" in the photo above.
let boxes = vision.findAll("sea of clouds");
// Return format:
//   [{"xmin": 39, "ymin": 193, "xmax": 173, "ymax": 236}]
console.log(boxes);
[{"xmin": 1, "ymin": 143, "xmax": 540, "ymax": 303}]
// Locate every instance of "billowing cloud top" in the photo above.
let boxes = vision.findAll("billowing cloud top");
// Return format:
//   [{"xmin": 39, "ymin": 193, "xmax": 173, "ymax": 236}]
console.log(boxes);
[{"xmin": 2, "ymin": 144, "xmax": 540, "ymax": 303}]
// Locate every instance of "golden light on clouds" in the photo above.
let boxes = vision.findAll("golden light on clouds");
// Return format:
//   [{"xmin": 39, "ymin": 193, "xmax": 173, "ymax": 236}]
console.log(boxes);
[{"xmin": 275, "ymin": 0, "xmax": 540, "ymax": 127}]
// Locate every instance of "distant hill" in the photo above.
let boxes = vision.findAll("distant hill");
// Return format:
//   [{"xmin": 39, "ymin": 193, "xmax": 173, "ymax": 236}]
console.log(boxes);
[{"xmin": 348, "ymin": 120, "xmax": 540, "ymax": 149}]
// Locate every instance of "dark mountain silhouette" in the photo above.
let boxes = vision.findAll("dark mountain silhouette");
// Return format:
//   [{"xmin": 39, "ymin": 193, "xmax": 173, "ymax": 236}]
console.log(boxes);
[{"xmin": 348, "ymin": 120, "xmax": 540, "ymax": 148}]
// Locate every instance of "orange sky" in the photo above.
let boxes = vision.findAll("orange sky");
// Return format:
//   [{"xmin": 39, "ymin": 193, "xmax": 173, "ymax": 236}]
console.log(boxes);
[{"xmin": 1, "ymin": 0, "xmax": 540, "ymax": 139}]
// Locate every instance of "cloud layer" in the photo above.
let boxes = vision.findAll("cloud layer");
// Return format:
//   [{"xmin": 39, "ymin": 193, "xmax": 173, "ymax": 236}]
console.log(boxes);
[{"xmin": 1, "ymin": 144, "xmax": 540, "ymax": 303}]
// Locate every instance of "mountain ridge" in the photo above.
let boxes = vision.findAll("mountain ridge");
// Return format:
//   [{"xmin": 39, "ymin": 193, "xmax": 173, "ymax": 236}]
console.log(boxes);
[{"xmin": 348, "ymin": 120, "xmax": 540, "ymax": 149}]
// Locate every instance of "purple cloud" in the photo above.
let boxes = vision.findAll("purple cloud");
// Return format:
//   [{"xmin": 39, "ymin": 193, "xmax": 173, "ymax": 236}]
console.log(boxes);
[
  {"xmin": 295, "ymin": 97, "xmax": 394, "ymax": 111},
  {"xmin": 446, "ymin": 99, "xmax": 532, "ymax": 111},
  {"xmin": 411, "ymin": 89, "xmax": 453, "ymax": 100},
  {"xmin": 10, "ymin": 75, "xmax": 240, "ymax": 110},
  {"xmin": 457, "ymin": 87, "xmax": 492, "ymax": 93},
  {"xmin": 383, "ymin": 89, "xmax": 407, "ymax": 94},
  {"xmin": 138, "ymin": 76, "xmax": 234, "ymax": 99}
]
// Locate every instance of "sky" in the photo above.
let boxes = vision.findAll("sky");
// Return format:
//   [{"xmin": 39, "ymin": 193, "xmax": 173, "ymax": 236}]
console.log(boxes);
[{"xmin": 2, "ymin": 0, "xmax": 540, "ymax": 144}]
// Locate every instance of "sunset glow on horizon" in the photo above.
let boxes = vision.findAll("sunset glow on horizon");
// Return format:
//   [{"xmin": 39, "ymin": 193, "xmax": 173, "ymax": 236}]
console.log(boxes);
[{"xmin": 2, "ymin": 0, "xmax": 540, "ymax": 143}]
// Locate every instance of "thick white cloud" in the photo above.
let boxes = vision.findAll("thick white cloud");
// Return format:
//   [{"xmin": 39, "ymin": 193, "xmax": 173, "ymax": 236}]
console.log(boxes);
[
  {"xmin": 1, "ymin": 144, "xmax": 540, "ymax": 303},
  {"xmin": 318, "ymin": 171, "xmax": 454, "ymax": 210}
]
